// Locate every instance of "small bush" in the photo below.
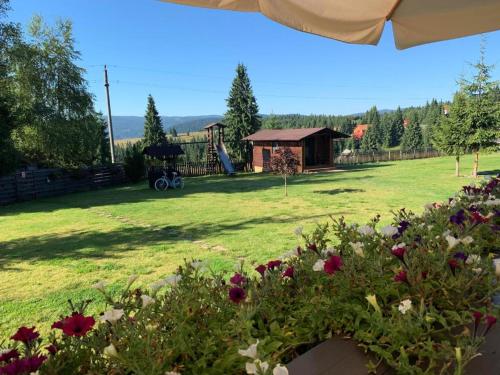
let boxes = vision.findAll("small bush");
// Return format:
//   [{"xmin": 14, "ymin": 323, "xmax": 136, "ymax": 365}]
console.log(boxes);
[{"xmin": 123, "ymin": 143, "xmax": 145, "ymax": 183}]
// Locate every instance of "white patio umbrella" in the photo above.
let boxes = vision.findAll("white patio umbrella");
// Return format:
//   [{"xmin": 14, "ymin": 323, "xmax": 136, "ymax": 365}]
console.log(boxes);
[{"xmin": 159, "ymin": 0, "xmax": 500, "ymax": 49}]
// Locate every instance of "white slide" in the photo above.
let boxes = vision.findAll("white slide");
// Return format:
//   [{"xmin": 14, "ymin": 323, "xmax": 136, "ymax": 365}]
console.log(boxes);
[{"xmin": 216, "ymin": 143, "xmax": 235, "ymax": 175}]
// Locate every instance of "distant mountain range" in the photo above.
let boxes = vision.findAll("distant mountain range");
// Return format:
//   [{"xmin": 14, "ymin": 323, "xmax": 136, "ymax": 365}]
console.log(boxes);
[
  {"xmin": 111, "ymin": 110, "xmax": 396, "ymax": 140},
  {"xmin": 111, "ymin": 115, "xmax": 223, "ymax": 140}
]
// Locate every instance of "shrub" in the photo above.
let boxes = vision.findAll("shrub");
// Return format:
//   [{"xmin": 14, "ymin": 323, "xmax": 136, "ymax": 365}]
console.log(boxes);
[
  {"xmin": 123, "ymin": 143, "xmax": 145, "ymax": 183},
  {"xmin": 1, "ymin": 177, "xmax": 499, "ymax": 375}
]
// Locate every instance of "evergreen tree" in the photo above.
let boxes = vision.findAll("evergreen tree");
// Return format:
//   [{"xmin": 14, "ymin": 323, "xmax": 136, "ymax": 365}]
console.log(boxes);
[
  {"xmin": 392, "ymin": 107, "xmax": 405, "ymax": 146},
  {"xmin": 460, "ymin": 41, "xmax": 499, "ymax": 177},
  {"xmin": 143, "ymin": 95, "xmax": 166, "ymax": 146},
  {"xmin": 360, "ymin": 126, "xmax": 379, "ymax": 151},
  {"xmin": 170, "ymin": 127, "xmax": 178, "ymax": 137},
  {"xmin": 224, "ymin": 64, "xmax": 261, "ymax": 161},
  {"xmin": 433, "ymin": 92, "xmax": 469, "ymax": 176},
  {"xmin": 364, "ymin": 106, "xmax": 383, "ymax": 144},
  {"xmin": 401, "ymin": 119, "xmax": 424, "ymax": 152}
]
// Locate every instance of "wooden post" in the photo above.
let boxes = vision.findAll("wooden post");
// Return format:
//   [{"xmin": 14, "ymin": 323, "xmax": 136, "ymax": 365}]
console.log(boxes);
[{"xmin": 104, "ymin": 65, "xmax": 116, "ymax": 164}]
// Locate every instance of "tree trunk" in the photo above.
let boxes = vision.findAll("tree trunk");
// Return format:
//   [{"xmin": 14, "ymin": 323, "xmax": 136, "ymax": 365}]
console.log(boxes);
[
  {"xmin": 455, "ymin": 156, "xmax": 460, "ymax": 177},
  {"xmin": 284, "ymin": 174, "xmax": 288, "ymax": 197},
  {"xmin": 472, "ymin": 152, "xmax": 479, "ymax": 178}
]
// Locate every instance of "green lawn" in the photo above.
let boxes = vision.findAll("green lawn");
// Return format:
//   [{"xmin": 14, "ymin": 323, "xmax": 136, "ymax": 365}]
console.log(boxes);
[{"xmin": 1, "ymin": 154, "xmax": 499, "ymax": 337}]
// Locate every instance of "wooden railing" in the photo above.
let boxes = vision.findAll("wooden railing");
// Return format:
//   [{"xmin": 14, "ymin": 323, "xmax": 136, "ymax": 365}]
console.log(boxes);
[{"xmin": 335, "ymin": 149, "xmax": 442, "ymax": 165}]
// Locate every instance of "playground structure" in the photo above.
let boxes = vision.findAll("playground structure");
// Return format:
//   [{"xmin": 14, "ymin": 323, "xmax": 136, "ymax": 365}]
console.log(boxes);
[{"xmin": 204, "ymin": 122, "xmax": 235, "ymax": 175}]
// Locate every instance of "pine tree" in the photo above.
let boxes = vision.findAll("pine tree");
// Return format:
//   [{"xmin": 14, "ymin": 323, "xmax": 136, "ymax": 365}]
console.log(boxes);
[
  {"xmin": 224, "ymin": 64, "xmax": 261, "ymax": 161},
  {"xmin": 143, "ymin": 95, "xmax": 166, "ymax": 146},
  {"xmin": 460, "ymin": 41, "xmax": 499, "ymax": 177},
  {"xmin": 433, "ymin": 92, "xmax": 469, "ymax": 176},
  {"xmin": 392, "ymin": 107, "xmax": 405, "ymax": 146},
  {"xmin": 170, "ymin": 127, "xmax": 178, "ymax": 137},
  {"xmin": 364, "ymin": 106, "xmax": 383, "ymax": 144},
  {"xmin": 360, "ymin": 126, "xmax": 379, "ymax": 151},
  {"xmin": 401, "ymin": 119, "xmax": 423, "ymax": 152}
]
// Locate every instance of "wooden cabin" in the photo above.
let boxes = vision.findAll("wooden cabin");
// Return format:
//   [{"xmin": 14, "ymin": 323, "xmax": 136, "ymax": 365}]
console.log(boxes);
[{"xmin": 242, "ymin": 128, "xmax": 348, "ymax": 173}]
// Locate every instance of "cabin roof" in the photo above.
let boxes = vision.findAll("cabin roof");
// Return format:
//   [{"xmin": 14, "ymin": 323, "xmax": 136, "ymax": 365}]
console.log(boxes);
[{"xmin": 242, "ymin": 127, "xmax": 349, "ymax": 142}]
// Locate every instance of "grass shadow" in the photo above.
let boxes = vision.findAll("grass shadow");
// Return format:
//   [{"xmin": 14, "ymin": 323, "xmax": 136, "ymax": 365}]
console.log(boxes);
[{"xmin": 313, "ymin": 188, "xmax": 365, "ymax": 195}]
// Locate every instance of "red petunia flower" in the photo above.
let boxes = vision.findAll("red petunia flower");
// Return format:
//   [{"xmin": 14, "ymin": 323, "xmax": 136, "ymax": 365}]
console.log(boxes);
[
  {"xmin": 421, "ymin": 271, "xmax": 428, "ymax": 280},
  {"xmin": 394, "ymin": 271, "xmax": 408, "ymax": 284},
  {"xmin": 282, "ymin": 266, "xmax": 294, "ymax": 278},
  {"xmin": 267, "ymin": 260, "xmax": 282, "ymax": 270},
  {"xmin": 324, "ymin": 255, "xmax": 343, "ymax": 275},
  {"xmin": 470, "ymin": 211, "xmax": 489, "ymax": 224},
  {"xmin": 52, "ymin": 313, "xmax": 95, "ymax": 337},
  {"xmin": 230, "ymin": 273, "xmax": 246, "ymax": 286},
  {"xmin": 10, "ymin": 326, "xmax": 39, "ymax": 344},
  {"xmin": 484, "ymin": 315, "xmax": 497, "ymax": 335},
  {"xmin": 0, "ymin": 349, "xmax": 19, "ymax": 363},
  {"xmin": 255, "ymin": 265, "xmax": 266, "ymax": 276},
  {"xmin": 391, "ymin": 246, "xmax": 406, "ymax": 261},
  {"xmin": 46, "ymin": 344, "xmax": 58, "ymax": 356},
  {"xmin": 0, "ymin": 355, "xmax": 46, "ymax": 375},
  {"xmin": 472, "ymin": 311, "xmax": 483, "ymax": 337},
  {"xmin": 228, "ymin": 287, "xmax": 246, "ymax": 304},
  {"xmin": 307, "ymin": 243, "xmax": 318, "ymax": 254},
  {"xmin": 448, "ymin": 259, "xmax": 459, "ymax": 275}
]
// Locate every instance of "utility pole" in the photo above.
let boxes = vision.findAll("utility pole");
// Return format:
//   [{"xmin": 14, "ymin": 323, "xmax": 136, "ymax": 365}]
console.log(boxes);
[{"xmin": 104, "ymin": 65, "xmax": 116, "ymax": 163}]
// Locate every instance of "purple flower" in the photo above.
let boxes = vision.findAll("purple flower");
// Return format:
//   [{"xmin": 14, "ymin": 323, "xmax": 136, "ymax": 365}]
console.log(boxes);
[
  {"xmin": 255, "ymin": 265, "xmax": 266, "ymax": 276},
  {"xmin": 282, "ymin": 266, "xmax": 294, "ymax": 278},
  {"xmin": 394, "ymin": 271, "xmax": 408, "ymax": 284},
  {"xmin": 267, "ymin": 260, "xmax": 282, "ymax": 270},
  {"xmin": 453, "ymin": 252, "xmax": 468, "ymax": 262},
  {"xmin": 450, "ymin": 209, "xmax": 466, "ymax": 226},
  {"xmin": 230, "ymin": 273, "xmax": 246, "ymax": 286},
  {"xmin": 228, "ymin": 287, "xmax": 246, "ymax": 304}
]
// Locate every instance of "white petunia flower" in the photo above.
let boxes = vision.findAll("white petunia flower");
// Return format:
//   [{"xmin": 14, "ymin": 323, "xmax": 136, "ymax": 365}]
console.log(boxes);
[
  {"xmin": 92, "ymin": 280, "xmax": 107, "ymax": 291},
  {"xmin": 294, "ymin": 226, "xmax": 303, "ymax": 236},
  {"xmin": 273, "ymin": 364, "xmax": 289, "ymax": 375},
  {"xmin": 281, "ymin": 249, "xmax": 299, "ymax": 259},
  {"xmin": 442, "ymin": 230, "xmax": 451, "ymax": 238},
  {"xmin": 321, "ymin": 247, "xmax": 336, "ymax": 257},
  {"xmin": 101, "ymin": 309, "xmax": 124, "ymax": 324},
  {"xmin": 165, "ymin": 372, "xmax": 181, "ymax": 375},
  {"xmin": 351, "ymin": 242, "xmax": 365, "ymax": 258},
  {"xmin": 103, "ymin": 343, "xmax": 118, "ymax": 357},
  {"xmin": 141, "ymin": 295, "xmax": 155, "ymax": 307},
  {"xmin": 466, "ymin": 254, "xmax": 481, "ymax": 265},
  {"xmin": 472, "ymin": 268, "xmax": 482, "ymax": 274},
  {"xmin": 191, "ymin": 260, "xmax": 206, "ymax": 269},
  {"xmin": 461, "ymin": 236, "xmax": 474, "ymax": 245},
  {"xmin": 424, "ymin": 203, "xmax": 434, "ymax": 211},
  {"xmin": 484, "ymin": 199, "xmax": 500, "ymax": 206},
  {"xmin": 245, "ymin": 360, "xmax": 269, "ymax": 375},
  {"xmin": 238, "ymin": 340, "xmax": 259, "ymax": 359},
  {"xmin": 380, "ymin": 225, "xmax": 398, "ymax": 237},
  {"xmin": 445, "ymin": 235, "xmax": 461, "ymax": 250},
  {"xmin": 150, "ymin": 280, "xmax": 167, "ymax": 293},
  {"xmin": 313, "ymin": 259, "xmax": 325, "ymax": 272},
  {"xmin": 398, "ymin": 299, "xmax": 412, "ymax": 315},
  {"xmin": 165, "ymin": 275, "xmax": 182, "ymax": 286},
  {"xmin": 427, "ymin": 225, "xmax": 434, "ymax": 230},
  {"xmin": 358, "ymin": 225, "xmax": 375, "ymax": 236}
]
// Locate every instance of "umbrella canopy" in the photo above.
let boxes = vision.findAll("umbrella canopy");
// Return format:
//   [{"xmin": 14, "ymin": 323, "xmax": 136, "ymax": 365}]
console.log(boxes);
[
  {"xmin": 143, "ymin": 143, "xmax": 185, "ymax": 160},
  {"xmin": 159, "ymin": 0, "xmax": 500, "ymax": 49}
]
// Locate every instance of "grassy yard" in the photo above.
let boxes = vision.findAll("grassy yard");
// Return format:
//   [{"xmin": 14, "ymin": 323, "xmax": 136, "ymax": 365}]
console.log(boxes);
[{"xmin": 1, "ymin": 154, "xmax": 499, "ymax": 337}]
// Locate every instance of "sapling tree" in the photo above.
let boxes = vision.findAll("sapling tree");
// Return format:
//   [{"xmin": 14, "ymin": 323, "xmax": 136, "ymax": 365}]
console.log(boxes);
[{"xmin": 270, "ymin": 147, "xmax": 299, "ymax": 196}]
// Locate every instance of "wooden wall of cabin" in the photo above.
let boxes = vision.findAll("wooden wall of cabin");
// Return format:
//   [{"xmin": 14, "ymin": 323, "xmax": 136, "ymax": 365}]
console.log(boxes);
[{"xmin": 251, "ymin": 141, "xmax": 303, "ymax": 173}]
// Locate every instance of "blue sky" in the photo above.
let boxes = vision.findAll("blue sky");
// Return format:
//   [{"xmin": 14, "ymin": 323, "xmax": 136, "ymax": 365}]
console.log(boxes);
[{"xmin": 9, "ymin": 0, "xmax": 500, "ymax": 117}]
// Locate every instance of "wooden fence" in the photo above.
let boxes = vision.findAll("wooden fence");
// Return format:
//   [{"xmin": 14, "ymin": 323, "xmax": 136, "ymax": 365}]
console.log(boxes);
[
  {"xmin": 150, "ymin": 161, "xmax": 252, "ymax": 177},
  {"xmin": 334, "ymin": 149, "xmax": 442, "ymax": 166},
  {"xmin": 0, "ymin": 165, "xmax": 126, "ymax": 205}
]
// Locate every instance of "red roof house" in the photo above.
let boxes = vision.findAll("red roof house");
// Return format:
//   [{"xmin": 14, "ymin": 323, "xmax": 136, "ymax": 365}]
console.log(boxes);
[{"xmin": 352, "ymin": 124, "xmax": 370, "ymax": 140}]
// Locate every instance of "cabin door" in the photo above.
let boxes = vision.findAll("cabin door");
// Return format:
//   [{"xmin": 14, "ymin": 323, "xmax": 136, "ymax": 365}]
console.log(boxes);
[
  {"xmin": 262, "ymin": 149, "xmax": 271, "ymax": 171},
  {"xmin": 305, "ymin": 138, "xmax": 316, "ymax": 166}
]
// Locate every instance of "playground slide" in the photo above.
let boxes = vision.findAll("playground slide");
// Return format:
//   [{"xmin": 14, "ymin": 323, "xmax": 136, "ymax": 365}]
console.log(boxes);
[{"xmin": 216, "ymin": 143, "xmax": 235, "ymax": 175}]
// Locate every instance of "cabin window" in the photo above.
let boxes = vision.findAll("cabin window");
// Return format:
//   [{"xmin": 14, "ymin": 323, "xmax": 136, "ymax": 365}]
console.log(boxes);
[{"xmin": 272, "ymin": 142, "xmax": 280, "ymax": 152}]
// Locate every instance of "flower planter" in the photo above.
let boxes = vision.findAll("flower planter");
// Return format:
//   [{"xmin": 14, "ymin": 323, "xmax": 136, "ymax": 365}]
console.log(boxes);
[{"xmin": 287, "ymin": 326, "xmax": 500, "ymax": 374}]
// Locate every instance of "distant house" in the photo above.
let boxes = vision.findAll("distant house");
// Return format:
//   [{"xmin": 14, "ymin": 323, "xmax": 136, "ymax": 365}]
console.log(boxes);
[
  {"xmin": 352, "ymin": 124, "xmax": 370, "ymax": 140},
  {"xmin": 403, "ymin": 118, "xmax": 410, "ymax": 128},
  {"xmin": 242, "ymin": 127, "xmax": 348, "ymax": 173}
]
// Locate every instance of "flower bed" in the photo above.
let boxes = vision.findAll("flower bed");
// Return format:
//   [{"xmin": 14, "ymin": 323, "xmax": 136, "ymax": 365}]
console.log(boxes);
[{"xmin": 1, "ymin": 177, "xmax": 500, "ymax": 375}]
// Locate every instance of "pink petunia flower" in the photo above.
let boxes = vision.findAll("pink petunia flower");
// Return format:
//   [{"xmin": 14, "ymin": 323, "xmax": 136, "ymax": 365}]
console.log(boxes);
[
  {"xmin": 228, "ymin": 287, "xmax": 246, "ymax": 304},
  {"xmin": 324, "ymin": 255, "xmax": 343, "ymax": 275},
  {"xmin": 10, "ymin": 327, "xmax": 39, "ymax": 344},
  {"xmin": 230, "ymin": 273, "xmax": 246, "ymax": 286},
  {"xmin": 282, "ymin": 266, "xmax": 294, "ymax": 278},
  {"xmin": 255, "ymin": 265, "xmax": 266, "ymax": 276}
]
